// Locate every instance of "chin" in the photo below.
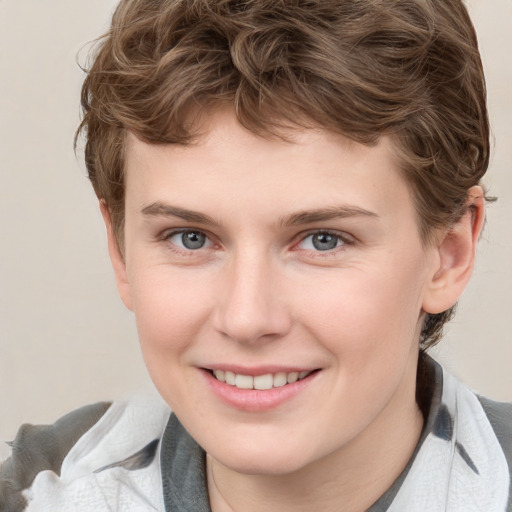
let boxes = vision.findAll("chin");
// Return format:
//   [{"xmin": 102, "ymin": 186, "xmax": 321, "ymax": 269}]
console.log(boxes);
[
  {"xmin": 207, "ymin": 437, "xmax": 320, "ymax": 476},
  {"xmin": 222, "ymin": 455, "xmax": 306, "ymax": 476}
]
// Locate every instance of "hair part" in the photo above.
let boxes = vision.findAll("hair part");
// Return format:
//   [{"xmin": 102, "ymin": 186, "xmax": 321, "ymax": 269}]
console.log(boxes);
[{"xmin": 76, "ymin": 0, "xmax": 491, "ymax": 350}]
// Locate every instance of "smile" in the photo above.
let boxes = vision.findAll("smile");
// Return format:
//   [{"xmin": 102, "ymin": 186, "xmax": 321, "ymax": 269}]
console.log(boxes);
[{"xmin": 211, "ymin": 369, "xmax": 313, "ymax": 390}]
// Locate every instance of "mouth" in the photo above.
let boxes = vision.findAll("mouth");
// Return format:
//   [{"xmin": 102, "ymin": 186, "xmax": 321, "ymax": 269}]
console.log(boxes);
[
  {"xmin": 202, "ymin": 366, "xmax": 321, "ymax": 411},
  {"xmin": 208, "ymin": 369, "xmax": 317, "ymax": 390}
]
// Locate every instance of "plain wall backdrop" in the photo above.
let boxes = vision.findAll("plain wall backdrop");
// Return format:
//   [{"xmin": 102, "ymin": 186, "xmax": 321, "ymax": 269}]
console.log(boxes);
[{"xmin": 0, "ymin": 0, "xmax": 511, "ymax": 456}]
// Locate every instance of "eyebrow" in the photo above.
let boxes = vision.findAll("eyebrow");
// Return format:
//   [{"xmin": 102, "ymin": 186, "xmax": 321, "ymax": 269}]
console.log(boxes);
[
  {"xmin": 277, "ymin": 206, "xmax": 379, "ymax": 227},
  {"xmin": 141, "ymin": 202, "xmax": 221, "ymax": 226},
  {"xmin": 141, "ymin": 202, "xmax": 378, "ymax": 227}
]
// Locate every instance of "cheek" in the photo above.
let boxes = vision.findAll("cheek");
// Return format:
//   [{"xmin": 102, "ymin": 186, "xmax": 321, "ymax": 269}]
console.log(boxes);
[
  {"xmin": 128, "ymin": 269, "xmax": 213, "ymax": 359},
  {"xmin": 296, "ymin": 258, "xmax": 427, "ymax": 361},
  {"xmin": 127, "ymin": 269, "xmax": 216, "ymax": 414},
  {"xmin": 295, "ymin": 262, "xmax": 426, "ymax": 432}
]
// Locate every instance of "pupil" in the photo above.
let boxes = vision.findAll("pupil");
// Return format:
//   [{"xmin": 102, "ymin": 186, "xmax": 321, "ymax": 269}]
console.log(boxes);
[
  {"xmin": 312, "ymin": 233, "xmax": 338, "ymax": 251},
  {"xmin": 182, "ymin": 231, "xmax": 205, "ymax": 250}
]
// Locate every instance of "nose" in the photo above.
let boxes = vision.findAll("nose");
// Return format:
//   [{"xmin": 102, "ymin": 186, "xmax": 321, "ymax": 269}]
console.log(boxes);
[{"xmin": 213, "ymin": 251, "xmax": 292, "ymax": 345}]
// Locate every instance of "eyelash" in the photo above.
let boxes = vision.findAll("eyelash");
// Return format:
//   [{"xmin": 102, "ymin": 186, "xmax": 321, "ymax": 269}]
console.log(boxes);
[
  {"xmin": 294, "ymin": 230, "xmax": 354, "ymax": 254},
  {"xmin": 160, "ymin": 228, "xmax": 354, "ymax": 256},
  {"xmin": 161, "ymin": 229, "xmax": 215, "ymax": 255}
]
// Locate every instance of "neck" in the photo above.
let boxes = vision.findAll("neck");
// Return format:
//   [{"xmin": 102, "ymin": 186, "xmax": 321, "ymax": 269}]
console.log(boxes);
[{"xmin": 207, "ymin": 364, "xmax": 424, "ymax": 512}]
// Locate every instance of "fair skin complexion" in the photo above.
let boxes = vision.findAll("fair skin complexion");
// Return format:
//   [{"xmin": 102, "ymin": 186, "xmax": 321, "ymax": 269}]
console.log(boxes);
[{"xmin": 102, "ymin": 108, "xmax": 484, "ymax": 512}]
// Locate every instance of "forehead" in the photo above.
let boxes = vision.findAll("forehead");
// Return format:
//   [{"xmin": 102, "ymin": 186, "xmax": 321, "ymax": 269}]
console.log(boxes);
[{"xmin": 123, "ymin": 108, "xmax": 415, "ymax": 228}]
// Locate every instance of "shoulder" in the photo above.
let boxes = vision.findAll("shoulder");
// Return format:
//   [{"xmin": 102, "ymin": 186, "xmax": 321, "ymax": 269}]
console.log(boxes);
[
  {"xmin": 477, "ymin": 395, "xmax": 512, "ymax": 466},
  {"xmin": 0, "ymin": 393, "xmax": 171, "ymax": 512},
  {"xmin": 0, "ymin": 402, "xmax": 112, "ymax": 512}
]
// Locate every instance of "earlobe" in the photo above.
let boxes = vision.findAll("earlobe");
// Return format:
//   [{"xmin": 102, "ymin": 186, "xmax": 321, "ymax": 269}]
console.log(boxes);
[
  {"xmin": 422, "ymin": 186, "xmax": 485, "ymax": 314},
  {"xmin": 99, "ymin": 201, "xmax": 133, "ymax": 311}
]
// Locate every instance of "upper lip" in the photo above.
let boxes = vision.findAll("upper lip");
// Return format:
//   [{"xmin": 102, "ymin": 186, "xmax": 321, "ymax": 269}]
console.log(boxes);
[{"xmin": 202, "ymin": 365, "xmax": 319, "ymax": 376}]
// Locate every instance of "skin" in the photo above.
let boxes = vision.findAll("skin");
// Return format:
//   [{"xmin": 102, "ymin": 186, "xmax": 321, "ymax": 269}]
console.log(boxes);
[{"xmin": 102, "ymin": 108, "xmax": 484, "ymax": 512}]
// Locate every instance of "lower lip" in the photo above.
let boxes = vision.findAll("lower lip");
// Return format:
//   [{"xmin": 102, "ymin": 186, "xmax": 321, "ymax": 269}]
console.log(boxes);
[{"xmin": 201, "ymin": 369, "xmax": 319, "ymax": 412}]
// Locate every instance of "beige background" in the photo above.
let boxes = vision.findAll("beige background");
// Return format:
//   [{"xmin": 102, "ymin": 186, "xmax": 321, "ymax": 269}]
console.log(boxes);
[{"xmin": 0, "ymin": 0, "xmax": 511, "ymax": 456}]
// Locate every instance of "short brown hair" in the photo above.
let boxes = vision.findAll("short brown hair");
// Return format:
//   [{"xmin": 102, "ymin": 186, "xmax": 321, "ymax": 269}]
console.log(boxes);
[{"xmin": 77, "ymin": 0, "xmax": 490, "ymax": 349}]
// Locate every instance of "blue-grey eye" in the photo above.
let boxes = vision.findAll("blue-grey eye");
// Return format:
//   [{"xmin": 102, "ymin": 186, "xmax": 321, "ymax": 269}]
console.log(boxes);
[
  {"xmin": 299, "ymin": 232, "xmax": 343, "ymax": 251},
  {"xmin": 182, "ymin": 231, "xmax": 206, "ymax": 249},
  {"xmin": 168, "ymin": 230, "xmax": 211, "ymax": 250},
  {"xmin": 312, "ymin": 233, "xmax": 339, "ymax": 250}
]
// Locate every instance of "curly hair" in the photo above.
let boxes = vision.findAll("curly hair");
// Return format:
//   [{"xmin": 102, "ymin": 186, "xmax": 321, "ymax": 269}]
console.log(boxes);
[{"xmin": 77, "ymin": 0, "xmax": 491, "ymax": 350}]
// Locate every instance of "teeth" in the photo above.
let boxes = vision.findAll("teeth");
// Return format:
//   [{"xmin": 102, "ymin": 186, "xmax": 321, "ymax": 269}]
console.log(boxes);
[
  {"xmin": 287, "ymin": 372, "xmax": 299, "ymax": 384},
  {"xmin": 254, "ymin": 374, "xmax": 273, "ymax": 390},
  {"xmin": 212, "ymin": 369, "xmax": 313, "ymax": 389},
  {"xmin": 235, "ymin": 374, "xmax": 253, "ymax": 389},
  {"xmin": 213, "ymin": 370, "xmax": 225, "ymax": 382},
  {"xmin": 273, "ymin": 372, "xmax": 287, "ymax": 388}
]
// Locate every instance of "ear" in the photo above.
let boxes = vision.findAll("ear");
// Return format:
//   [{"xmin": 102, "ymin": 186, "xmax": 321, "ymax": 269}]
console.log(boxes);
[
  {"xmin": 422, "ymin": 186, "xmax": 485, "ymax": 314},
  {"xmin": 99, "ymin": 201, "xmax": 133, "ymax": 311}
]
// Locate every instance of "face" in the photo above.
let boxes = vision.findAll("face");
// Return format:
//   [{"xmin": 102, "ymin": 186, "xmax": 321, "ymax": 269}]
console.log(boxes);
[{"xmin": 114, "ymin": 109, "xmax": 442, "ymax": 476}]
